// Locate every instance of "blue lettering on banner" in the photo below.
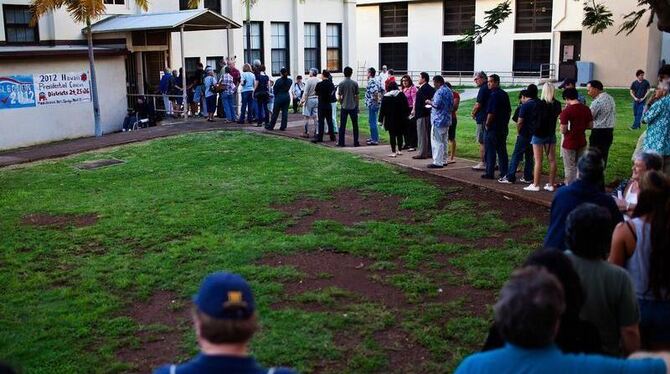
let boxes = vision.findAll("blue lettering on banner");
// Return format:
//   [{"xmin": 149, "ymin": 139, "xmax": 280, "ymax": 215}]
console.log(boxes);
[{"xmin": 0, "ymin": 75, "xmax": 37, "ymax": 110}]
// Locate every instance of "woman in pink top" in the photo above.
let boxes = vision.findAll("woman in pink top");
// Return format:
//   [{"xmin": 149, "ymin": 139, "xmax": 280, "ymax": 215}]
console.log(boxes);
[{"xmin": 401, "ymin": 75, "xmax": 418, "ymax": 151}]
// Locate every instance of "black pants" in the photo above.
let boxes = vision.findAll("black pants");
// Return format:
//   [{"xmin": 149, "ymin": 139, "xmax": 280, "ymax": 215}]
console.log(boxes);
[
  {"xmin": 317, "ymin": 105, "xmax": 335, "ymax": 141},
  {"xmin": 269, "ymin": 94, "xmax": 290, "ymax": 130},
  {"xmin": 293, "ymin": 97, "xmax": 301, "ymax": 113},
  {"xmin": 339, "ymin": 108, "xmax": 359, "ymax": 146},
  {"xmin": 405, "ymin": 117, "xmax": 417, "ymax": 148},
  {"xmin": 389, "ymin": 128, "xmax": 404, "ymax": 153},
  {"xmin": 589, "ymin": 128, "xmax": 614, "ymax": 168}
]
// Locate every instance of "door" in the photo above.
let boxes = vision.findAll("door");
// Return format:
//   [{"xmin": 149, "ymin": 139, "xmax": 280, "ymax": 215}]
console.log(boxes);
[
  {"xmin": 558, "ymin": 31, "xmax": 581, "ymax": 81},
  {"xmin": 143, "ymin": 51, "xmax": 165, "ymax": 94}
]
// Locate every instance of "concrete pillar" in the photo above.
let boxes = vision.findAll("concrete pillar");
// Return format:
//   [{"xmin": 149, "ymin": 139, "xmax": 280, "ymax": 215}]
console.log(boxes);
[
  {"xmin": 293, "ymin": 0, "xmax": 305, "ymax": 77},
  {"xmin": 343, "ymin": 0, "xmax": 357, "ymax": 71}
]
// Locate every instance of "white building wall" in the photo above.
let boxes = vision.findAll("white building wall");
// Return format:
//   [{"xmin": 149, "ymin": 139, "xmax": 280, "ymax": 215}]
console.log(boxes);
[{"xmin": 0, "ymin": 55, "xmax": 128, "ymax": 150}]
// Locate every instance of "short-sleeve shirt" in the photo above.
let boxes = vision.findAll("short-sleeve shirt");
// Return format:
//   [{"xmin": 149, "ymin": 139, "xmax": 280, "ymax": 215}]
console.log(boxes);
[
  {"xmin": 240, "ymin": 72, "xmax": 255, "ymax": 93},
  {"xmin": 365, "ymin": 78, "xmax": 383, "ymax": 109},
  {"xmin": 454, "ymin": 344, "xmax": 665, "ymax": 374},
  {"xmin": 568, "ymin": 253, "xmax": 641, "ymax": 356},
  {"xmin": 475, "ymin": 84, "xmax": 491, "ymax": 124},
  {"xmin": 430, "ymin": 86, "xmax": 454, "ymax": 128},
  {"xmin": 486, "ymin": 88, "xmax": 511, "ymax": 133},
  {"xmin": 518, "ymin": 99, "xmax": 538, "ymax": 137},
  {"xmin": 590, "ymin": 92, "xmax": 616, "ymax": 129},
  {"xmin": 630, "ymin": 79, "xmax": 651, "ymax": 100},
  {"xmin": 203, "ymin": 75, "xmax": 217, "ymax": 98},
  {"xmin": 559, "ymin": 103, "xmax": 592, "ymax": 150},
  {"xmin": 642, "ymin": 95, "xmax": 670, "ymax": 156},
  {"xmin": 315, "ymin": 79, "xmax": 335, "ymax": 108},
  {"xmin": 338, "ymin": 77, "xmax": 359, "ymax": 110},
  {"xmin": 154, "ymin": 354, "xmax": 297, "ymax": 374}
]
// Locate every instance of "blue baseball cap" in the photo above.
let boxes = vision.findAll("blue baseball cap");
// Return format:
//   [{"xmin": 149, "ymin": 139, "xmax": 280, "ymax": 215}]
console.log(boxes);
[{"xmin": 194, "ymin": 272, "xmax": 256, "ymax": 320}]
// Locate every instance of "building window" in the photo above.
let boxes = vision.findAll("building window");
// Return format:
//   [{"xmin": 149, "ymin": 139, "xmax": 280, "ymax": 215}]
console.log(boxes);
[
  {"xmin": 179, "ymin": 0, "xmax": 197, "ymax": 10},
  {"xmin": 443, "ymin": 0, "xmax": 475, "ymax": 35},
  {"xmin": 3, "ymin": 5, "xmax": 39, "ymax": 44},
  {"xmin": 380, "ymin": 3, "xmax": 408, "ymax": 37},
  {"xmin": 513, "ymin": 40, "xmax": 551, "ymax": 75},
  {"xmin": 204, "ymin": 0, "xmax": 221, "ymax": 14},
  {"xmin": 103, "ymin": 0, "xmax": 125, "ymax": 4},
  {"xmin": 442, "ymin": 42, "xmax": 474, "ymax": 72},
  {"xmin": 326, "ymin": 24, "xmax": 342, "ymax": 73},
  {"xmin": 515, "ymin": 0, "xmax": 552, "ymax": 33},
  {"xmin": 304, "ymin": 23, "xmax": 320, "ymax": 73},
  {"xmin": 379, "ymin": 43, "xmax": 407, "ymax": 72},
  {"xmin": 243, "ymin": 21, "xmax": 264, "ymax": 65},
  {"xmin": 207, "ymin": 56, "xmax": 224, "ymax": 75},
  {"xmin": 185, "ymin": 57, "xmax": 200, "ymax": 80},
  {"xmin": 270, "ymin": 22, "xmax": 289, "ymax": 76}
]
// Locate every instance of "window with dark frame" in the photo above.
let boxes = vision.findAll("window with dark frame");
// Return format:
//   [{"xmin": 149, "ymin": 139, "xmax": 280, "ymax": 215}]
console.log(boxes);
[
  {"xmin": 185, "ymin": 57, "xmax": 200, "ymax": 81},
  {"xmin": 515, "ymin": 0, "xmax": 552, "ymax": 33},
  {"xmin": 513, "ymin": 39, "xmax": 551, "ymax": 76},
  {"xmin": 379, "ymin": 43, "xmax": 408, "ymax": 72},
  {"xmin": 204, "ymin": 0, "xmax": 221, "ymax": 14},
  {"xmin": 380, "ymin": 3, "xmax": 408, "ymax": 37},
  {"xmin": 442, "ymin": 42, "xmax": 474, "ymax": 73},
  {"xmin": 326, "ymin": 23, "xmax": 342, "ymax": 73},
  {"xmin": 443, "ymin": 0, "xmax": 475, "ymax": 35},
  {"xmin": 270, "ymin": 22, "xmax": 289, "ymax": 76},
  {"xmin": 243, "ymin": 21, "xmax": 264, "ymax": 65},
  {"xmin": 3, "ymin": 5, "xmax": 39, "ymax": 44},
  {"xmin": 103, "ymin": 0, "xmax": 125, "ymax": 4},
  {"xmin": 179, "ymin": 0, "xmax": 197, "ymax": 11},
  {"xmin": 304, "ymin": 23, "xmax": 320, "ymax": 73}
]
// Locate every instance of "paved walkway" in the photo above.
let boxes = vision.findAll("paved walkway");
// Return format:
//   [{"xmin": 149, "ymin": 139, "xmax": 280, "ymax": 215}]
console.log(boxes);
[{"xmin": 1, "ymin": 116, "xmax": 553, "ymax": 207}]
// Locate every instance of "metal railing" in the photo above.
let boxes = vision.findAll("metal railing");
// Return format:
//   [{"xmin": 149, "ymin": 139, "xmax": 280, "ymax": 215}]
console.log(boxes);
[
  {"xmin": 357, "ymin": 64, "xmax": 557, "ymax": 88},
  {"xmin": 127, "ymin": 93, "xmax": 187, "ymax": 118}
]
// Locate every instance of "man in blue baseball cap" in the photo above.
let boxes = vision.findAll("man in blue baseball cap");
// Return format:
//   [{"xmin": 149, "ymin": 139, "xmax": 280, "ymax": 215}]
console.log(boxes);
[{"xmin": 154, "ymin": 272, "xmax": 297, "ymax": 374}]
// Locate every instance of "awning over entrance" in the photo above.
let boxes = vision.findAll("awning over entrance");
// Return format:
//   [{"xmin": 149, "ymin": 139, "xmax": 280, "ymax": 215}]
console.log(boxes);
[{"xmin": 88, "ymin": 9, "xmax": 241, "ymax": 34}]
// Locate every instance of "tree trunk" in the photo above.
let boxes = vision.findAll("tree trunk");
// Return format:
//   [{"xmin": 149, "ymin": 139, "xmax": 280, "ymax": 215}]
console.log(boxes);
[{"xmin": 86, "ymin": 18, "xmax": 103, "ymax": 137}]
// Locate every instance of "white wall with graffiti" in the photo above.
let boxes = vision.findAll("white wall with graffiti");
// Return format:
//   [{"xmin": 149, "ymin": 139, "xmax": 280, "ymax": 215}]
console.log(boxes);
[{"xmin": 0, "ymin": 55, "xmax": 127, "ymax": 151}]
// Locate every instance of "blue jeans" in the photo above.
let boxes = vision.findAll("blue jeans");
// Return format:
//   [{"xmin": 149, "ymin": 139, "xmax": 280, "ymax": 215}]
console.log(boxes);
[
  {"xmin": 222, "ymin": 93, "xmax": 236, "ymax": 121},
  {"xmin": 632, "ymin": 100, "xmax": 645, "ymax": 129},
  {"xmin": 484, "ymin": 129, "xmax": 509, "ymax": 178},
  {"xmin": 239, "ymin": 91, "xmax": 254, "ymax": 122},
  {"xmin": 368, "ymin": 106, "xmax": 379, "ymax": 142},
  {"xmin": 506, "ymin": 134, "xmax": 534, "ymax": 182},
  {"xmin": 339, "ymin": 108, "xmax": 359, "ymax": 146}
]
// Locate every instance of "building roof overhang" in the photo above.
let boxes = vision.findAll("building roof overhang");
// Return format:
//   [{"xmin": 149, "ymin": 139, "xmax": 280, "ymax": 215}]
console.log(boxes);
[
  {"xmin": 88, "ymin": 9, "xmax": 241, "ymax": 34},
  {"xmin": 0, "ymin": 45, "xmax": 128, "ymax": 59}
]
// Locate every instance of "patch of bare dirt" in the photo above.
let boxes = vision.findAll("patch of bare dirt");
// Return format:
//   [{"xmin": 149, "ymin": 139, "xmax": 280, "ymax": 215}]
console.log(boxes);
[
  {"xmin": 22, "ymin": 213, "xmax": 98, "ymax": 229},
  {"xmin": 274, "ymin": 189, "xmax": 412, "ymax": 235},
  {"xmin": 116, "ymin": 291, "xmax": 191, "ymax": 372},
  {"xmin": 374, "ymin": 328, "xmax": 431, "ymax": 371},
  {"xmin": 261, "ymin": 250, "xmax": 408, "ymax": 309}
]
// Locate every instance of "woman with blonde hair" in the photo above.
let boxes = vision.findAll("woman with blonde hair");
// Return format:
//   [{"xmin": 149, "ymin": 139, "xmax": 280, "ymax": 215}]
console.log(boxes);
[{"xmin": 524, "ymin": 82, "xmax": 562, "ymax": 192}]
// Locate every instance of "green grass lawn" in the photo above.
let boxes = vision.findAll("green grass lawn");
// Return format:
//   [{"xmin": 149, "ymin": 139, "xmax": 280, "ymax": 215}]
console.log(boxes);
[
  {"xmin": 0, "ymin": 132, "xmax": 545, "ymax": 373},
  {"xmin": 354, "ymin": 88, "xmax": 640, "ymax": 183}
]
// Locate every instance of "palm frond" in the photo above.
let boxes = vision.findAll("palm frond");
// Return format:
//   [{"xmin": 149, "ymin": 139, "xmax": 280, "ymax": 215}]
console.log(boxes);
[{"xmin": 582, "ymin": 0, "xmax": 614, "ymax": 34}]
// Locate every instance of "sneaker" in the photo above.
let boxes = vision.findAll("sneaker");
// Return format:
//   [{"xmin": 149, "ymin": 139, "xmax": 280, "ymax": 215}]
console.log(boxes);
[
  {"xmin": 366, "ymin": 141, "xmax": 379, "ymax": 146},
  {"xmin": 481, "ymin": 174, "xmax": 495, "ymax": 180},
  {"xmin": 519, "ymin": 177, "xmax": 532, "ymax": 184},
  {"xmin": 396, "ymin": 151, "xmax": 403, "ymax": 156},
  {"xmin": 408, "ymin": 148, "xmax": 416, "ymax": 152},
  {"xmin": 388, "ymin": 153, "xmax": 398, "ymax": 158},
  {"xmin": 427, "ymin": 164, "xmax": 444, "ymax": 169},
  {"xmin": 524, "ymin": 184, "xmax": 541, "ymax": 192},
  {"xmin": 472, "ymin": 162, "xmax": 486, "ymax": 170},
  {"xmin": 498, "ymin": 176, "xmax": 512, "ymax": 184},
  {"xmin": 543, "ymin": 184, "xmax": 555, "ymax": 192}
]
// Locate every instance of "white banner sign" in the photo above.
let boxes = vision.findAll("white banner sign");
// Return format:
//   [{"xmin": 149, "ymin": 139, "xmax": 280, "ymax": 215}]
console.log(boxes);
[{"xmin": 34, "ymin": 72, "xmax": 91, "ymax": 106}]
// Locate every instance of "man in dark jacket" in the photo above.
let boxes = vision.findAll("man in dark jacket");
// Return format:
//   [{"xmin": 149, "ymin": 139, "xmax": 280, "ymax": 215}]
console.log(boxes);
[
  {"xmin": 412, "ymin": 72, "xmax": 436, "ymax": 160},
  {"xmin": 266, "ymin": 67, "xmax": 292, "ymax": 131},
  {"xmin": 312, "ymin": 70, "xmax": 337, "ymax": 143},
  {"xmin": 544, "ymin": 148, "xmax": 623, "ymax": 250}
]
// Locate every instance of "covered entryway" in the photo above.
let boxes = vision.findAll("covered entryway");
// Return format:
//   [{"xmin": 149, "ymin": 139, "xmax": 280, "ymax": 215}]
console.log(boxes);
[{"xmin": 89, "ymin": 9, "xmax": 241, "ymax": 117}]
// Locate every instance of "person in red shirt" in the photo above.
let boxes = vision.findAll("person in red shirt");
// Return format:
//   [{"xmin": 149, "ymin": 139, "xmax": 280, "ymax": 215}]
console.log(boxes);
[
  {"xmin": 560, "ymin": 88, "xmax": 593, "ymax": 185},
  {"xmin": 446, "ymin": 82, "xmax": 460, "ymax": 164}
]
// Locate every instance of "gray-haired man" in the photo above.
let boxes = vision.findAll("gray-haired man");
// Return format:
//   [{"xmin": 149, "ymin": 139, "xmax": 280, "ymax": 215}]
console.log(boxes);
[
  {"xmin": 301, "ymin": 68, "xmax": 320, "ymax": 138},
  {"xmin": 471, "ymin": 71, "xmax": 490, "ymax": 170}
]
